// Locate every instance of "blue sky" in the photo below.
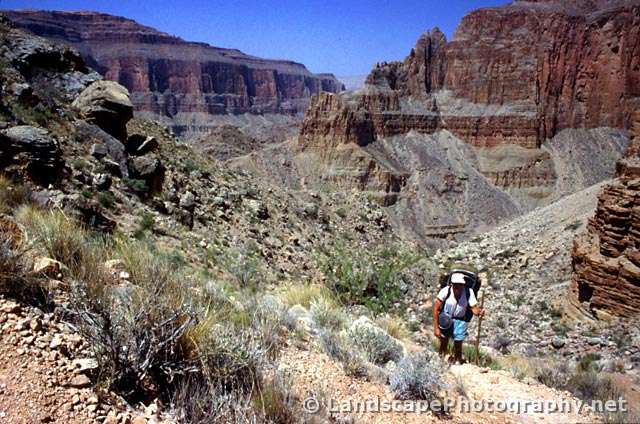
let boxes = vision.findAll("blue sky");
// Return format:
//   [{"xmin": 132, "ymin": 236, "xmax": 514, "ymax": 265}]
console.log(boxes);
[{"xmin": 0, "ymin": 0, "xmax": 509, "ymax": 76}]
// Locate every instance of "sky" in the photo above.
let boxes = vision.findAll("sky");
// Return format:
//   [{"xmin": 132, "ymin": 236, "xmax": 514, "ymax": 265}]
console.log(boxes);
[{"xmin": 0, "ymin": 0, "xmax": 509, "ymax": 76}]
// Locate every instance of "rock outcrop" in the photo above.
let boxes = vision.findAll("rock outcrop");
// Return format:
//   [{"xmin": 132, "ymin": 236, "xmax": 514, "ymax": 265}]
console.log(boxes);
[
  {"xmin": 571, "ymin": 111, "xmax": 640, "ymax": 318},
  {"xmin": 72, "ymin": 81, "xmax": 133, "ymax": 141},
  {"xmin": 287, "ymin": 0, "xmax": 637, "ymax": 241},
  {"xmin": 3, "ymin": 10, "xmax": 344, "ymax": 138},
  {"xmin": 0, "ymin": 126, "xmax": 63, "ymax": 184}
]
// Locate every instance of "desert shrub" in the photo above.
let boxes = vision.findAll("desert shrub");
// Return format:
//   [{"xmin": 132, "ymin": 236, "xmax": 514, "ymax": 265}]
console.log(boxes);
[
  {"xmin": 252, "ymin": 373, "xmax": 299, "ymax": 424},
  {"xmin": 315, "ymin": 240, "xmax": 420, "ymax": 313},
  {"xmin": 71, "ymin": 239, "xmax": 197, "ymax": 399},
  {"xmin": 551, "ymin": 321, "xmax": 571, "ymax": 337},
  {"xmin": 602, "ymin": 410, "xmax": 640, "ymax": 424},
  {"xmin": 578, "ymin": 352, "xmax": 602, "ymax": 372},
  {"xmin": 187, "ymin": 323, "xmax": 266, "ymax": 392},
  {"xmin": 347, "ymin": 318, "xmax": 403, "ymax": 365},
  {"xmin": 123, "ymin": 177, "xmax": 148, "ymax": 194},
  {"xmin": 453, "ymin": 373, "xmax": 467, "ymax": 397},
  {"xmin": 248, "ymin": 295, "xmax": 289, "ymax": 359},
  {"xmin": 97, "ymin": 191, "xmax": 116, "ymax": 209},
  {"xmin": 207, "ymin": 242, "xmax": 264, "ymax": 289},
  {"xmin": 309, "ymin": 297, "xmax": 346, "ymax": 331},
  {"xmin": 463, "ymin": 344, "xmax": 500, "ymax": 369},
  {"xmin": 390, "ymin": 353, "xmax": 444, "ymax": 402},
  {"xmin": 171, "ymin": 377, "xmax": 259, "ymax": 424},
  {"xmin": 535, "ymin": 361, "xmax": 634, "ymax": 423},
  {"xmin": 498, "ymin": 355, "xmax": 541, "ymax": 382},
  {"xmin": 0, "ymin": 235, "xmax": 47, "ymax": 304},
  {"xmin": 375, "ymin": 314, "xmax": 409, "ymax": 340},
  {"xmin": 565, "ymin": 371, "xmax": 622, "ymax": 404},
  {"xmin": 133, "ymin": 212, "xmax": 155, "ymax": 239},
  {"xmin": 318, "ymin": 329, "xmax": 367, "ymax": 377},
  {"xmin": 0, "ymin": 175, "xmax": 31, "ymax": 214},
  {"xmin": 16, "ymin": 206, "xmax": 89, "ymax": 272},
  {"xmin": 534, "ymin": 361, "xmax": 571, "ymax": 389}
]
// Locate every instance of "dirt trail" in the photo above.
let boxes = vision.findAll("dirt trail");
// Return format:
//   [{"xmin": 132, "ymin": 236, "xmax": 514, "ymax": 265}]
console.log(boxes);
[
  {"xmin": 280, "ymin": 347, "xmax": 598, "ymax": 424},
  {"xmin": 450, "ymin": 364, "xmax": 600, "ymax": 424}
]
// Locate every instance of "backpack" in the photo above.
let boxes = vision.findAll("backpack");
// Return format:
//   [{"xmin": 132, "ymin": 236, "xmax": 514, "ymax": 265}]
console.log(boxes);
[{"xmin": 438, "ymin": 269, "xmax": 482, "ymax": 322}]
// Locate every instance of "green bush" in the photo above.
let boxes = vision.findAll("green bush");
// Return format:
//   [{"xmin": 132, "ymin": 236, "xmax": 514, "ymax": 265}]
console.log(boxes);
[
  {"xmin": 315, "ymin": 240, "xmax": 420, "ymax": 313},
  {"xmin": 133, "ymin": 212, "xmax": 155, "ymax": 239},
  {"xmin": 97, "ymin": 191, "xmax": 116, "ymax": 209},
  {"xmin": 123, "ymin": 177, "xmax": 148, "ymax": 194}
]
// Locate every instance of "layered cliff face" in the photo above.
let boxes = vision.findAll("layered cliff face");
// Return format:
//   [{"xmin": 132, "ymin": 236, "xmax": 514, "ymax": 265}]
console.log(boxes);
[
  {"xmin": 571, "ymin": 111, "xmax": 640, "ymax": 318},
  {"xmin": 3, "ymin": 10, "xmax": 344, "ymax": 138},
  {"xmin": 290, "ymin": 0, "xmax": 637, "ymax": 241}
]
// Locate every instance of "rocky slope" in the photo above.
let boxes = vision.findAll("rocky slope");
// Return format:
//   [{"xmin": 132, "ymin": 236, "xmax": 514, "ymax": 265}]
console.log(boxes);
[
  {"xmin": 571, "ymin": 111, "xmax": 640, "ymax": 318},
  {"xmin": 277, "ymin": 0, "xmax": 639, "ymax": 242},
  {"xmin": 3, "ymin": 10, "xmax": 344, "ymax": 139}
]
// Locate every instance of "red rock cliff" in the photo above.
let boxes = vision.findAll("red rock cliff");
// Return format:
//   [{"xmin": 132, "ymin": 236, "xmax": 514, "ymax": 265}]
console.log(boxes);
[
  {"xmin": 3, "ymin": 10, "xmax": 344, "ymax": 131},
  {"xmin": 571, "ymin": 111, "xmax": 640, "ymax": 318},
  {"xmin": 313, "ymin": 0, "xmax": 639, "ymax": 151}
]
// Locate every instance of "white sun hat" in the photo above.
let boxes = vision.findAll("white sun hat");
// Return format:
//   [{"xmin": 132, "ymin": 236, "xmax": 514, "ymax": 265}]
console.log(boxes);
[{"xmin": 451, "ymin": 273, "xmax": 466, "ymax": 285}]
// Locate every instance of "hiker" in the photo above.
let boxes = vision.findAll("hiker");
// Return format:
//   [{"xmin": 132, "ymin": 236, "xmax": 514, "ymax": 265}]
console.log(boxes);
[{"xmin": 433, "ymin": 272, "xmax": 485, "ymax": 364}]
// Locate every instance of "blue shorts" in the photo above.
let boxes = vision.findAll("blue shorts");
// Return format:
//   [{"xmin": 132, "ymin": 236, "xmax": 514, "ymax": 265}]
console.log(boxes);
[{"xmin": 442, "ymin": 319, "xmax": 468, "ymax": 341}]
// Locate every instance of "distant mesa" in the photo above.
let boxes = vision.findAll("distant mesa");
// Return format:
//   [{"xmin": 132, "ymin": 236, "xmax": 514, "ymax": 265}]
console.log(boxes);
[{"xmin": 3, "ymin": 10, "xmax": 345, "ymax": 138}]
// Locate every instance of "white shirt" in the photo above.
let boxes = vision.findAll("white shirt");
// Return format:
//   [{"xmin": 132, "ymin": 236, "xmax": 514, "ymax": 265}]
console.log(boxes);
[{"xmin": 437, "ymin": 285, "xmax": 477, "ymax": 319}]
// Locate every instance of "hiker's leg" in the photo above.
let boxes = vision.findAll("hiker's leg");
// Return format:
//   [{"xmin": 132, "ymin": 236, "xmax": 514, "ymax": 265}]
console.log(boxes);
[
  {"xmin": 452, "ymin": 320, "xmax": 469, "ymax": 363},
  {"xmin": 453, "ymin": 341, "xmax": 463, "ymax": 363},
  {"xmin": 438, "ymin": 335, "xmax": 450, "ymax": 356}
]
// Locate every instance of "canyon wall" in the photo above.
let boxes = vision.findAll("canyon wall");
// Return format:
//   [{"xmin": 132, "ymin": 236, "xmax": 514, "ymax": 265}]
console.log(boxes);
[
  {"xmin": 3, "ymin": 10, "xmax": 344, "ymax": 137},
  {"xmin": 293, "ymin": 0, "xmax": 637, "ymax": 241},
  {"xmin": 571, "ymin": 111, "xmax": 640, "ymax": 318}
]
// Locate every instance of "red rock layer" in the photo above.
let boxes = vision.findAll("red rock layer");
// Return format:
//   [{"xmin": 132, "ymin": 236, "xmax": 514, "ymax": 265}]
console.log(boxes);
[
  {"xmin": 571, "ymin": 111, "xmax": 640, "ymax": 317},
  {"xmin": 3, "ymin": 10, "xmax": 344, "ymax": 118},
  {"xmin": 360, "ymin": 0, "xmax": 640, "ymax": 146}
]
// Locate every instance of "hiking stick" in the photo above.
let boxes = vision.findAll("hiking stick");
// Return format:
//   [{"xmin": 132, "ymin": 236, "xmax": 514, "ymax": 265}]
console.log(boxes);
[{"xmin": 475, "ymin": 289, "xmax": 485, "ymax": 365}]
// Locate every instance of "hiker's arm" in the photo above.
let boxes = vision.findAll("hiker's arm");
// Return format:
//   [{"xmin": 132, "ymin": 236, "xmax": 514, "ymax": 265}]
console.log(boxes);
[
  {"xmin": 433, "ymin": 299, "xmax": 442, "ymax": 337},
  {"xmin": 470, "ymin": 306, "xmax": 485, "ymax": 317}
]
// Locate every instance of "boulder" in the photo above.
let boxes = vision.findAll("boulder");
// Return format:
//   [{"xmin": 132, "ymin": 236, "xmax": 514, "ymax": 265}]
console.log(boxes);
[
  {"xmin": 75, "ymin": 120, "xmax": 129, "ymax": 177},
  {"xmin": 67, "ymin": 196, "xmax": 116, "ymax": 233},
  {"xmin": 179, "ymin": 191, "xmax": 196, "ymax": 211},
  {"xmin": 0, "ymin": 125, "xmax": 63, "ymax": 183},
  {"xmin": 128, "ymin": 155, "xmax": 165, "ymax": 194},
  {"xmin": 92, "ymin": 173, "xmax": 111, "ymax": 190},
  {"xmin": 33, "ymin": 257, "xmax": 62, "ymax": 277},
  {"xmin": 125, "ymin": 134, "xmax": 159, "ymax": 156},
  {"xmin": 72, "ymin": 80, "xmax": 133, "ymax": 141}
]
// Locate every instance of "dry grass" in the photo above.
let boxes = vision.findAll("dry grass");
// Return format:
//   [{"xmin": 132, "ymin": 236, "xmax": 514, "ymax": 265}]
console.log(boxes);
[
  {"xmin": 276, "ymin": 282, "xmax": 335, "ymax": 308},
  {"xmin": 0, "ymin": 175, "xmax": 31, "ymax": 214},
  {"xmin": 375, "ymin": 314, "xmax": 409, "ymax": 340},
  {"xmin": 16, "ymin": 205, "xmax": 89, "ymax": 272}
]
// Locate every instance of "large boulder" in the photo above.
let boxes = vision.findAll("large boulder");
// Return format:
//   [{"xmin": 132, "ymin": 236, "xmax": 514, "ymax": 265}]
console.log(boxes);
[
  {"xmin": 128, "ymin": 155, "xmax": 165, "ymax": 194},
  {"xmin": 0, "ymin": 125, "xmax": 63, "ymax": 183},
  {"xmin": 72, "ymin": 81, "xmax": 133, "ymax": 141}
]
